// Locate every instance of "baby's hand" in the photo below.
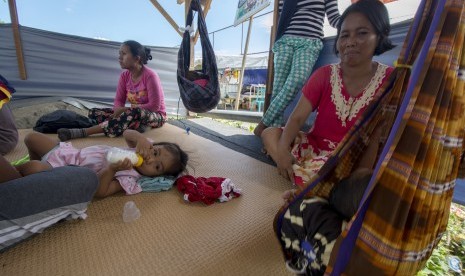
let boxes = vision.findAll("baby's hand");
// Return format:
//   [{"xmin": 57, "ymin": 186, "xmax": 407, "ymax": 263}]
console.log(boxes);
[
  {"xmin": 282, "ymin": 189, "xmax": 297, "ymax": 208},
  {"xmin": 135, "ymin": 138, "xmax": 153, "ymax": 161},
  {"xmin": 109, "ymin": 158, "xmax": 133, "ymax": 172}
]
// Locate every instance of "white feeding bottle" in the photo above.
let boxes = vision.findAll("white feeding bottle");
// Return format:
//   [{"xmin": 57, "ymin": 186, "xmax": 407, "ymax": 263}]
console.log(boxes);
[{"xmin": 106, "ymin": 147, "xmax": 143, "ymax": 167}]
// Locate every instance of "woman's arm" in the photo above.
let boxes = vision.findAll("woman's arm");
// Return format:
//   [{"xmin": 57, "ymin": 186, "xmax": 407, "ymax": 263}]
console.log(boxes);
[
  {"xmin": 114, "ymin": 72, "xmax": 128, "ymax": 108},
  {"xmin": 325, "ymin": 0, "xmax": 341, "ymax": 28},
  {"xmin": 94, "ymin": 159, "xmax": 131, "ymax": 198},
  {"xmin": 275, "ymin": 96, "xmax": 314, "ymax": 181},
  {"xmin": 137, "ymin": 70, "xmax": 164, "ymax": 111}
]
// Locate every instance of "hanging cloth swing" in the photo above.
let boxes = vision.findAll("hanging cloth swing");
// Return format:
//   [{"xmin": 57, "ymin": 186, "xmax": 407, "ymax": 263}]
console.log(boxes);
[
  {"xmin": 177, "ymin": 0, "xmax": 220, "ymax": 113},
  {"xmin": 274, "ymin": 0, "xmax": 465, "ymax": 274}
]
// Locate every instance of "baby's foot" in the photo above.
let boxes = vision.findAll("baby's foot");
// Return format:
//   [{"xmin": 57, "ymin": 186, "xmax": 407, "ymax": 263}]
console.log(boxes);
[{"xmin": 57, "ymin": 128, "xmax": 87, "ymax": 141}]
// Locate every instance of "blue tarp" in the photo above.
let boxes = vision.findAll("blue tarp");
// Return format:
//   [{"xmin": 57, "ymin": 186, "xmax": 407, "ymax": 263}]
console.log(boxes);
[{"xmin": 242, "ymin": 68, "xmax": 267, "ymax": 86}]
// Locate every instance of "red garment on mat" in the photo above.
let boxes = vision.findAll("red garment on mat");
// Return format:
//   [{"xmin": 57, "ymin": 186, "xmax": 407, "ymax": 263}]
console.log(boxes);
[{"xmin": 176, "ymin": 175, "xmax": 241, "ymax": 205}]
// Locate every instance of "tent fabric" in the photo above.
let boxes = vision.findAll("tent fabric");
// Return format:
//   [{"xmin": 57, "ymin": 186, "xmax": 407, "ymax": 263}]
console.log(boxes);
[
  {"xmin": 275, "ymin": 0, "xmax": 465, "ymax": 274},
  {"xmin": 207, "ymin": 55, "xmax": 269, "ymax": 69},
  {"xmin": 0, "ymin": 24, "xmax": 185, "ymax": 116},
  {"xmin": 177, "ymin": 0, "xmax": 220, "ymax": 113}
]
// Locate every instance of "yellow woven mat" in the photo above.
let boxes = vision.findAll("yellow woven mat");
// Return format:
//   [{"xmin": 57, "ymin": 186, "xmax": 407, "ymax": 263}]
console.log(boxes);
[{"xmin": 1, "ymin": 125, "xmax": 289, "ymax": 275}]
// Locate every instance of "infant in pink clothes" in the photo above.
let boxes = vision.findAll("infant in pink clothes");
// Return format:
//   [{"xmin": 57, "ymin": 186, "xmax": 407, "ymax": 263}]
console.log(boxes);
[{"xmin": 15, "ymin": 129, "xmax": 188, "ymax": 198}]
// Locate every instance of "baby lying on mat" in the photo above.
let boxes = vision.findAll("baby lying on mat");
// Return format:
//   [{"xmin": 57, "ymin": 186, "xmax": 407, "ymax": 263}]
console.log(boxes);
[{"xmin": 14, "ymin": 129, "xmax": 188, "ymax": 198}]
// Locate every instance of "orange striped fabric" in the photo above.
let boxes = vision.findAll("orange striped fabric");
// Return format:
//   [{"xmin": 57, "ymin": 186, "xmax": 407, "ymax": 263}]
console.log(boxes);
[
  {"xmin": 274, "ymin": 0, "xmax": 465, "ymax": 275},
  {"xmin": 325, "ymin": 0, "xmax": 465, "ymax": 274}
]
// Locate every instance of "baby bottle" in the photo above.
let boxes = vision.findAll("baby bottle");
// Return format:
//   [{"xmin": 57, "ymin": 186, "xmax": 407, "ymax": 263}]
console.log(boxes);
[
  {"xmin": 106, "ymin": 147, "xmax": 143, "ymax": 167},
  {"xmin": 122, "ymin": 201, "xmax": 141, "ymax": 223}
]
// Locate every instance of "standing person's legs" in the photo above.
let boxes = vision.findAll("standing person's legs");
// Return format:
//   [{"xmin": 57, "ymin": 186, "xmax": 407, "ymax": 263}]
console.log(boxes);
[
  {"xmin": 0, "ymin": 166, "xmax": 99, "ymax": 252},
  {"xmin": 254, "ymin": 37, "xmax": 295, "ymax": 136},
  {"xmin": 269, "ymin": 40, "xmax": 322, "ymax": 127},
  {"xmin": 255, "ymin": 38, "xmax": 323, "ymax": 136}
]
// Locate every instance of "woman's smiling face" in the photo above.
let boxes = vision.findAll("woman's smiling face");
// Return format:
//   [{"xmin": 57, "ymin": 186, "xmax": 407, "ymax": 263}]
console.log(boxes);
[{"xmin": 336, "ymin": 12, "xmax": 379, "ymax": 67}]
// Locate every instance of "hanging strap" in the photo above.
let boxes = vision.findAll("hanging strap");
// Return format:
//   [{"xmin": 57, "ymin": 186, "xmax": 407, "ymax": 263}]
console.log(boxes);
[{"xmin": 181, "ymin": 0, "xmax": 216, "ymax": 76}]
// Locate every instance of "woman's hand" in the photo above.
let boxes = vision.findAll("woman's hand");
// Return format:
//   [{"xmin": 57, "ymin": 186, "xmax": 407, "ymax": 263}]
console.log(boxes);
[
  {"xmin": 108, "ymin": 158, "xmax": 133, "ymax": 172},
  {"xmin": 112, "ymin": 107, "xmax": 129, "ymax": 118},
  {"xmin": 282, "ymin": 189, "xmax": 297, "ymax": 208},
  {"xmin": 274, "ymin": 146, "xmax": 296, "ymax": 183},
  {"xmin": 293, "ymin": 131, "xmax": 306, "ymax": 145}
]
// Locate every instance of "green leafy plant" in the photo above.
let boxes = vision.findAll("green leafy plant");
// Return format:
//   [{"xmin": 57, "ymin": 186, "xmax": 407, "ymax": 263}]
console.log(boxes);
[{"xmin": 418, "ymin": 203, "xmax": 465, "ymax": 275}]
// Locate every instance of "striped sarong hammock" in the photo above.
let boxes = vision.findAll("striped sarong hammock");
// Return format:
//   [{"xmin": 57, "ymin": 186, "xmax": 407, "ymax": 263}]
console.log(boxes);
[
  {"xmin": 274, "ymin": 0, "xmax": 465, "ymax": 274},
  {"xmin": 177, "ymin": 0, "xmax": 220, "ymax": 113}
]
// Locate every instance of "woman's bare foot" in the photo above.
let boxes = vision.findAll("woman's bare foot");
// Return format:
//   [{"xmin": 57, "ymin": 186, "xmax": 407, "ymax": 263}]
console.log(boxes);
[{"xmin": 253, "ymin": 121, "xmax": 267, "ymax": 137}]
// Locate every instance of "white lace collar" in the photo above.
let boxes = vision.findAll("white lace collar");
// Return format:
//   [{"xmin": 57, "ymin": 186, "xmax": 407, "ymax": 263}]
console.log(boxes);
[{"xmin": 330, "ymin": 62, "xmax": 388, "ymax": 127}]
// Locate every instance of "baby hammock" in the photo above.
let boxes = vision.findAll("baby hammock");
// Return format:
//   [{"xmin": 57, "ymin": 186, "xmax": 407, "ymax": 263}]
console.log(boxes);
[
  {"xmin": 177, "ymin": 0, "xmax": 220, "ymax": 113},
  {"xmin": 274, "ymin": 0, "xmax": 465, "ymax": 275}
]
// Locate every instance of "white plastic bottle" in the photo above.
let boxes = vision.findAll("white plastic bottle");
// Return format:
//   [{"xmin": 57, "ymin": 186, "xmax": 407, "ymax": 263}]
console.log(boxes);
[
  {"xmin": 122, "ymin": 201, "xmax": 141, "ymax": 223},
  {"xmin": 106, "ymin": 147, "xmax": 143, "ymax": 167}
]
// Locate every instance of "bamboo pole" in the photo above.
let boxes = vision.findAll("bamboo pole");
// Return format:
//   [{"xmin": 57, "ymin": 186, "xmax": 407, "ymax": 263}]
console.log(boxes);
[
  {"xmin": 263, "ymin": 0, "xmax": 280, "ymax": 113},
  {"xmin": 234, "ymin": 16, "xmax": 254, "ymax": 110},
  {"xmin": 149, "ymin": 0, "xmax": 183, "ymax": 37},
  {"xmin": 8, "ymin": 0, "xmax": 27, "ymax": 80}
]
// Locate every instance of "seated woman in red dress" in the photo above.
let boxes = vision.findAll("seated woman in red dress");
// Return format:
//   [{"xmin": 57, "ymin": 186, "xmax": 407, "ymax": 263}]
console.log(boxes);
[{"xmin": 261, "ymin": 0, "xmax": 395, "ymax": 188}]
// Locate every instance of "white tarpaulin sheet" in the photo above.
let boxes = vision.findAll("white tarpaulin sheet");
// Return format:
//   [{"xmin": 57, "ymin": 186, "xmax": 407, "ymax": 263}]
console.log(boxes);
[{"xmin": 0, "ymin": 24, "xmax": 186, "ymax": 116}]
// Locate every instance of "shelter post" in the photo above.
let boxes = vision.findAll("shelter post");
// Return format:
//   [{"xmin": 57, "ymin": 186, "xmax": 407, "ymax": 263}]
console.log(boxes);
[
  {"xmin": 234, "ymin": 16, "xmax": 254, "ymax": 110},
  {"xmin": 8, "ymin": 0, "xmax": 27, "ymax": 80}
]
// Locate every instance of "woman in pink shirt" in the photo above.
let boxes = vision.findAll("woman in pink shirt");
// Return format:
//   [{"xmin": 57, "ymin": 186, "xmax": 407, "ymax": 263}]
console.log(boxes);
[{"xmin": 58, "ymin": 40, "xmax": 166, "ymax": 141}]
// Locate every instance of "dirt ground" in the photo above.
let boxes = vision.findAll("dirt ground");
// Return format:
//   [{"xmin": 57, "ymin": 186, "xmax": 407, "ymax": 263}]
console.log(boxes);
[{"xmin": 11, "ymin": 102, "xmax": 88, "ymax": 129}]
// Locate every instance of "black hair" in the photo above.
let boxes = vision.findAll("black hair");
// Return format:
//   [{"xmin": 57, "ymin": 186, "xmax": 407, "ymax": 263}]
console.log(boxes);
[
  {"xmin": 329, "ymin": 172, "xmax": 372, "ymax": 220},
  {"xmin": 333, "ymin": 0, "xmax": 395, "ymax": 56},
  {"xmin": 153, "ymin": 142, "xmax": 189, "ymax": 177},
  {"xmin": 123, "ymin": 40, "xmax": 153, "ymax": 65}
]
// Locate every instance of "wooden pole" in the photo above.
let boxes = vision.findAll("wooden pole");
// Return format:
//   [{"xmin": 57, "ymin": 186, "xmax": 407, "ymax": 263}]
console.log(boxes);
[
  {"xmin": 149, "ymin": 0, "xmax": 183, "ymax": 36},
  {"xmin": 8, "ymin": 0, "xmax": 27, "ymax": 80},
  {"xmin": 234, "ymin": 16, "xmax": 254, "ymax": 110},
  {"xmin": 263, "ymin": 0, "xmax": 280, "ymax": 113}
]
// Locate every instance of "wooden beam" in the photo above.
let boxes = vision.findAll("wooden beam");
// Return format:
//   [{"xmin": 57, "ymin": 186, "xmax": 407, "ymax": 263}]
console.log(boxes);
[
  {"xmin": 149, "ymin": 0, "xmax": 183, "ymax": 37},
  {"xmin": 8, "ymin": 0, "xmax": 27, "ymax": 80},
  {"xmin": 263, "ymin": 0, "xmax": 279, "ymax": 113}
]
